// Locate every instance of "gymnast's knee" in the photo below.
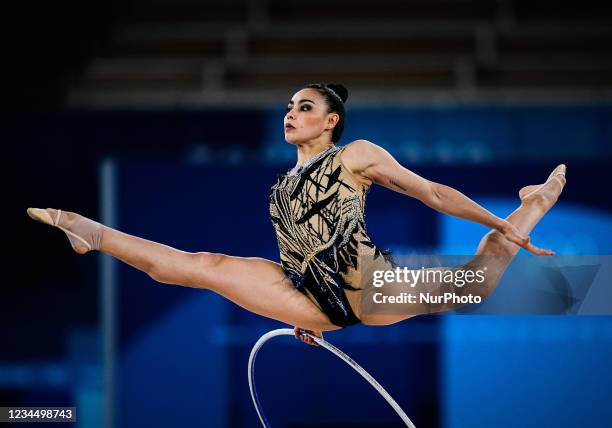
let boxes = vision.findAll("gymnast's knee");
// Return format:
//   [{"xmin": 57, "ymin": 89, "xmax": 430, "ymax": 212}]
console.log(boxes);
[
  {"xmin": 149, "ymin": 251, "xmax": 226, "ymax": 287},
  {"xmin": 194, "ymin": 251, "xmax": 227, "ymax": 269},
  {"xmin": 183, "ymin": 251, "xmax": 228, "ymax": 287}
]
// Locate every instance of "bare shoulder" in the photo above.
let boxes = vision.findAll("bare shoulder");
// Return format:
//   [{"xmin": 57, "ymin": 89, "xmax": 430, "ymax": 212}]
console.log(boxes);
[{"xmin": 339, "ymin": 139, "xmax": 381, "ymax": 187}]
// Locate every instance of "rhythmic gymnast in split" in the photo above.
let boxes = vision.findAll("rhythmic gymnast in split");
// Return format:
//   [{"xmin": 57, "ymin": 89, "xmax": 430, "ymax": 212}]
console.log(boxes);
[{"xmin": 27, "ymin": 83, "xmax": 566, "ymax": 347}]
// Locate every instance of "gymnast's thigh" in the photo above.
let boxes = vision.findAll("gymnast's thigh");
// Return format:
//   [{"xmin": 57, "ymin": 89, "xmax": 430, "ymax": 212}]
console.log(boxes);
[
  {"xmin": 359, "ymin": 263, "xmax": 477, "ymax": 325},
  {"xmin": 192, "ymin": 253, "xmax": 342, "ymax": 332}
]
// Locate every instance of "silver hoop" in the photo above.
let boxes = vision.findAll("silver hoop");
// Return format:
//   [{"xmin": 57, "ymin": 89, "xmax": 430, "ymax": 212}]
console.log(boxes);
[{"xmin": 248, "ymin": 328, "xmax": 416, "ymax": 427}]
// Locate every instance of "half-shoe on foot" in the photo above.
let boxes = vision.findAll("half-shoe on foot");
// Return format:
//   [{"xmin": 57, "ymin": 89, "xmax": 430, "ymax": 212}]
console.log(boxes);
[
  {"xmin": 27, "ymin": 208, "xmax": 103, "ymax": 254},
  {"xmin": 518, "ymin": 164, "xmax": 567, "ymax": 212}
]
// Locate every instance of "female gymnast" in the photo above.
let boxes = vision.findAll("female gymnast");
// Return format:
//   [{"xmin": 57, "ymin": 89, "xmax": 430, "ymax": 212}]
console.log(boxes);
[{"xmin": 27, "ymin": 83, "xmax": 566, "ymax": 347}]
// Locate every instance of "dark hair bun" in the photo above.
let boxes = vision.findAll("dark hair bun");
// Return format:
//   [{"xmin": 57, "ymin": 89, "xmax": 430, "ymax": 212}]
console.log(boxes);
[{"xmin": 326, "ymin": 83, "xmax": 348, "ymax": 103}]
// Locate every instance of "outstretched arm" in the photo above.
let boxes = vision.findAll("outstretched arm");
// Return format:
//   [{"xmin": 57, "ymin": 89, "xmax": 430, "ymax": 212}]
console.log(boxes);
[{"xmin": 340, "ymin": 140, "xmax": 553, "ymax": 256}]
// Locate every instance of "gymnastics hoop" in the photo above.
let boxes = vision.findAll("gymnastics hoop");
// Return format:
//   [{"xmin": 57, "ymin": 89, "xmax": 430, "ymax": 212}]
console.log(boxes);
[{"xmin": 248, "ymin": 328, "xmax": 416, "ymax": 428}]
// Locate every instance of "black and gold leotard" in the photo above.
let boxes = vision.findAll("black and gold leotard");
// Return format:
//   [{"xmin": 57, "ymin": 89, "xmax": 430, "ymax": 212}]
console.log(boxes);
[{"xmin": 269, "ymin": 145, "xmax": 395, "ymax": 328}]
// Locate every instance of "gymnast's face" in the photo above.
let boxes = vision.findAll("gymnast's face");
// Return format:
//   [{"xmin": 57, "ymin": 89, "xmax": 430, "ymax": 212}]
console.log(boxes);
[{"xmin": 284, "ymin": 88, "xmax": 339, "ymax": 145}]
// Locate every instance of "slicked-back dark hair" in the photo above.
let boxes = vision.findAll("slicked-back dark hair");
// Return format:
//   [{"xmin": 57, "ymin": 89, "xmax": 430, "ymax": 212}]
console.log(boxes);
[{"xmin": 303, "ymin": 83, "xmax": 349, "ymax": 143}]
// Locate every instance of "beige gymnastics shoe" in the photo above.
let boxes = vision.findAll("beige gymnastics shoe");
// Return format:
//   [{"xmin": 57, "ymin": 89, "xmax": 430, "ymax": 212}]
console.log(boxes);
[
  {"xmin": 27, "ymin": 208, "xmax": 103, "ymax": 254},
  {"xmin": 519, "ymin": 164, "xmax": 567, "ymax": 201}
]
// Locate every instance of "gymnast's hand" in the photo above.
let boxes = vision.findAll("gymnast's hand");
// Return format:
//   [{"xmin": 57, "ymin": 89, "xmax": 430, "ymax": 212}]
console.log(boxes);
[
  {"xmin": 499, "ymin": 220, "xmax": 554, "ymax": 256},
  {"xmin": 294, "ymin": 326, "xmax": 322, "ymax": 346}
]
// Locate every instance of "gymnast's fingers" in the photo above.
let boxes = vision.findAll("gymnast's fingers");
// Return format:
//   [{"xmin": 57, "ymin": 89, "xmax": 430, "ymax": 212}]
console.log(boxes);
[
  {"xmin": 523, "ymin": 241, "xmax": 555, "ymax": 256},
  {"xmin": 294, "ymin": 327, "xmax": 314, "ymax": 345},
  {"xmin": 305, "ymin": 330, "xmax": 322, "ymax": 346}
]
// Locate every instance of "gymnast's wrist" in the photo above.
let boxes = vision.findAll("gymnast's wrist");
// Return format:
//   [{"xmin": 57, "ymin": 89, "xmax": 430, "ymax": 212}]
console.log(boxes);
[{"xmin": 495, "ymin": 218, "xmax": 511, "ymax": 233}]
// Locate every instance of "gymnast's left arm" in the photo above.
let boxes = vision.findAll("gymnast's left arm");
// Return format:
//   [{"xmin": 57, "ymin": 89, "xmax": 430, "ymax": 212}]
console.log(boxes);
[{"xmin": 341, "ymin": 139, "xmax": 530, "ymax": 248}]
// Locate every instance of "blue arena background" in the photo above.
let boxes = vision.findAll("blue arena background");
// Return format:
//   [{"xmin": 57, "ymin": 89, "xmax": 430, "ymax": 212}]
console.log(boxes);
[{"xmin": 7, "ymin": 1, "xmax": 612, "ymax": 425}]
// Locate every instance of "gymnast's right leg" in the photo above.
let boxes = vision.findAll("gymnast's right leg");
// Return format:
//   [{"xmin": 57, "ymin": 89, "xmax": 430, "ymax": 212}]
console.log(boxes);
[
  {"xmin": 26, "ymin": 208, "xmax": 341, "ymax": 332},
  {"xmin": 359, "ymin": 164, "xmax": 567, "ymax": 325}
]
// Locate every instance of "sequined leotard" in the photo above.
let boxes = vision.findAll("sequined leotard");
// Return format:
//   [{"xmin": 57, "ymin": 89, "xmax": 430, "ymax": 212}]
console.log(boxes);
[{"xmin": 269, "ymin": 145, "xmax": 395, "ymax": 328}]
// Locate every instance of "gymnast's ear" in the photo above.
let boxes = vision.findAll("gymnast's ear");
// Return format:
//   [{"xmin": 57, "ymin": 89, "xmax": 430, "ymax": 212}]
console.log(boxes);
[{"xmin": 326, "ymin": 112, "xmax": 340, "ymax": 130}]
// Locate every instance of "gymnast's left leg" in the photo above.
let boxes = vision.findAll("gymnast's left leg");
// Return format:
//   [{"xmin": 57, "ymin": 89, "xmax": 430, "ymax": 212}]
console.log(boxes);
[{"xmin": 26, "ymin": 207, "xmax": 342, "ymax": 332}]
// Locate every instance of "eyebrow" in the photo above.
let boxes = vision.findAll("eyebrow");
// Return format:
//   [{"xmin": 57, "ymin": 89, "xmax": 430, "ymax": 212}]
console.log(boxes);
[{"xmin": 288, "ymin": 99, "xmax": 315, "ymax": 105}]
